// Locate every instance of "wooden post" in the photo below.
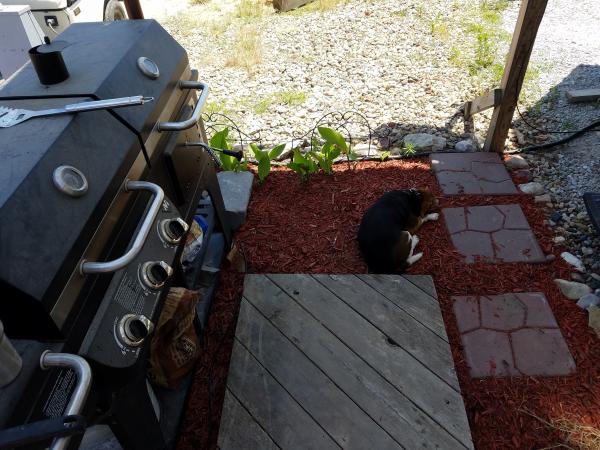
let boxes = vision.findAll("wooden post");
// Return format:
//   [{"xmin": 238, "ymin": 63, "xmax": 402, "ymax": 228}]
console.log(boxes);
[
  {"xmin": 483, "ymin": 0, "xmax": 548, "ymax": 153},
  {"xmin": 124, "ymin": 0, "xmax": 144, "ymax": 19}
]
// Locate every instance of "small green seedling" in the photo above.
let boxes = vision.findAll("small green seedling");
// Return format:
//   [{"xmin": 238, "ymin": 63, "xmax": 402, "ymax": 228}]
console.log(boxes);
[
  {"xmin": 249, "ymin": 142, "xmax": 286, "ymax": 183},
  {"xmin": 209, "ymin": 127, "xmax": 248, "ymax": 172}
]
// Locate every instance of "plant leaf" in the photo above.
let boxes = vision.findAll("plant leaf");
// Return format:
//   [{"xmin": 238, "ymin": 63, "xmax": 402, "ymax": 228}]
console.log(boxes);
[
  {"xmin": 257, "ymin": 157, "xmax": 270, "ymax": 183},
  {"xmin": 318, "ymin": 127, "xmax": 348, "ymax": 152},
  {"xmin": 209, "ymin": 127, "xmax": 230, "ymax": 150},
  {"xmin": 268, "ymin": 143, "xmax": 286, "ymax": 160}
]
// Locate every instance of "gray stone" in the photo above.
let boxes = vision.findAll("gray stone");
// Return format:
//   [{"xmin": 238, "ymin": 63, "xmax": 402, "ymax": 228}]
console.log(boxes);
[
  {"xmin": 454, "ymin": 139, "xmax": 478, "ymax": 152},
  {"xmin": 582, "ymin": 247, "xmax": 594, "ymax": 256},
  {"xmin": 554, "ymin": 279, "xmax": 592, "ymax": 300},
  {"xmin": 577, "ymin": 293, "xmax": 600, "ymax": 309},
  {"xmin": 403, "ymin": 133, "xmax": 446, "ymax": 152},
  {"xmin": 505, "ymin": 155, "xmax": 529, "ymax": 170},
  {"xmin": 534, "ymin": 194, "xmax": 552, "ymax": 204},
  {"xmin": 588, "ymin": 306, "xmax": 600, "ymax": 338},
  {"xmin": 561, "ymin": 252, "xmax": 586, "ymax": 272},
  {"xmin": 553, "ymin": 236, "xmax": 566, "ymax": 244},
  {"xmin": 519, "ymin": 182, "xmax": 545, "ymax": 196},
  {"xmin": 353, "ymin": 143, "xmax": 376, "ymax": 157},
  {"xmin": 217, "ymin": 171, "xmax": 255, "ymax": 231}
]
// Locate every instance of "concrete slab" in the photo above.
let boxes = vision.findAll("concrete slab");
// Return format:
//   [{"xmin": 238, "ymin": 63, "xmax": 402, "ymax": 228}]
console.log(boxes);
[
  {"xmin": 430, "ymin": 153, "xmax": 517, "ymax": 195},
  {"xmin": 452, "ymin": 293, "xmax": 575, "ymax": 378},
  {"xmin": 443, "ymin": 204, "xmax": 546, "ymax": 263},
  {"xmin": 217, "ymin": 171, "xmax": 254, "ymax": 231}
]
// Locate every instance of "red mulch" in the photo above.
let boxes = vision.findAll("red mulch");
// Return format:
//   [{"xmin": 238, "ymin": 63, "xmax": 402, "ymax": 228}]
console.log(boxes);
[{"xmin": 177, "ymin": 159, "xmax": 600, "ymax": 450}]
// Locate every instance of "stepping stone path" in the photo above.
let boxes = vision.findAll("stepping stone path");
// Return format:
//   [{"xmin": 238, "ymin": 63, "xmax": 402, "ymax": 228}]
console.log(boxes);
[
  {"xmin": 452, "ymin": 293, "xmax": 575, "ymax": 377},
  {"xmin": 430, "ymin": 153, "xmax": 576, "ymax": 378},
  {"xmin": 443, "ymin": 205, "xmax": 546, "ymax": 263},
  {"xmin": 431, "ymin": 152, "xmax": 518, "ymax": 195}
]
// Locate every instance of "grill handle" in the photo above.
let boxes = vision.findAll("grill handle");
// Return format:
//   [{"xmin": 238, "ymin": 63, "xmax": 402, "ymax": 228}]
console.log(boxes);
[
  {"xmin": 40, "ymin": 352, "xmax": 92, "ymax": 450},
  {"xmin": 157, "ymin": 80, "xmax": 209, "ymax": 132},
  {"xmin": 80, "ymin": 180, "xmax": 164, "ymax": 274}
]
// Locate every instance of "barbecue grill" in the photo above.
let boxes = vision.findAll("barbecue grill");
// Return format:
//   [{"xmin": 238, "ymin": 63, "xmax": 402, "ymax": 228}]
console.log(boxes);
[{"xmin": 0, "ymin": 19, "xmax": 233, "ymax": 450}]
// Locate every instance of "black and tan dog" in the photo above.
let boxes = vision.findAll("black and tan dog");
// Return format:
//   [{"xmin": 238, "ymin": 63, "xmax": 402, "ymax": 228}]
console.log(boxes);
[{"xmin": 357, "ymin": 188, "xmax": 439, "ymax": 273}]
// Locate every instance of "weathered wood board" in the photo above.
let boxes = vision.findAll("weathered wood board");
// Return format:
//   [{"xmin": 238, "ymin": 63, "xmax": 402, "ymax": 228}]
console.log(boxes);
[
  {"xmin": 566, "ymin": 89, "xmax": 600, "ymax": 103},
  {"xmin": 218, "ymin": 274, "xmax": 474, "ymax": 450}
]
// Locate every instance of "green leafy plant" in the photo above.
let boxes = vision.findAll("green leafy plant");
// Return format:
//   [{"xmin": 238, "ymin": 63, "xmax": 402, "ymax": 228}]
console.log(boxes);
[
  {"xmin": 209, "ymin": 127, "xmax": 248, "ymax": 172},
  {"xmin": 402, "ymin": 142, "xmax": 417, "ymax": 157},
  {"xmin": 380, "ymin": 151, "xmax": 391, "ymax": 162},
  {"xmin": 249, "ymin": 143, "xmax": 285, "ymax": 183},
  {"xmin": 287, "ymin": 149, "xmax": 318, "ymax": 181},
  {"xmin": 317, "ymin": 127, "xmax": 358, "ymax": 163}
]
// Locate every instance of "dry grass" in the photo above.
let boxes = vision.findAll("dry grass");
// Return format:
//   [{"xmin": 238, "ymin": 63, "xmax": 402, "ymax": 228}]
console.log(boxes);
[
  {"xmin": 237, "ymin": 0, "xmax": 266, "ymax": 18},
  {"xmin": 226, "ymin": 25, "xmax": 263, "ymax": 74},
  {"xmin": 520, "ymin": 409, "xmax": 600, "ymax": 450}
]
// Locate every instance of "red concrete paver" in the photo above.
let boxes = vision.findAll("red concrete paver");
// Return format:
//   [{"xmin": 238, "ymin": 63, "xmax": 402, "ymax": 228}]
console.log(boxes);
[
  {"xmin": 443, "ymin": 205, "xmax": 546, "ymax": 263},
  {"xmin": 452, "ymin": 293, "xmax": 575, "ymax": 378},
  {"xmin": 430, "ymin": 152, "xmax": 518, "ymax": 195}
]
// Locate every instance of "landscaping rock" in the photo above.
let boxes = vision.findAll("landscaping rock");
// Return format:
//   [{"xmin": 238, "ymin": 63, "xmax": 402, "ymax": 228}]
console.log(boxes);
[
  {"xmin": 353, "ymin": 143, "xmax": 376, "ymax": 157},
  {"xmin": 505, "ymin": 155, "xmax": 529, "ymax": 170},
  {"xmin": 454, "ymin": 139, "xmax": 478, "ymax": 152},
  {"xmin": 561, "ymin": 252, "xmax": 586, "ymax": 272},
  {"xmin": 535, "ymin": 194, "xmax": 552, "ymax": 204},
  {"xmin": 577, "ymin": 293, "xmax": 600, "ymax": 309},
  {"xmin": 519, "ymin": 182, "xmax": 545, "ymax": 195},
  {"xmin": 553, "ymin": 236, "xmax": 566, "ymax": 244},
  {"xmin": 554, "ymin": 279, "xmax": 592, "ymax": 299},
  {"xmin": 588, "ymin": 305, "xmax": 600, "ymax": 338},
  {"xmin": 403, "ymin": 133, "xmax": 446, "ymax": 152}
]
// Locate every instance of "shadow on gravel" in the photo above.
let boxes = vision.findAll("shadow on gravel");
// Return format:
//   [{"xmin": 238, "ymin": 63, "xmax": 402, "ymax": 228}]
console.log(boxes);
[{"xmin": 512, "ymin": 63, "xmax": 600, "ymax": 149}]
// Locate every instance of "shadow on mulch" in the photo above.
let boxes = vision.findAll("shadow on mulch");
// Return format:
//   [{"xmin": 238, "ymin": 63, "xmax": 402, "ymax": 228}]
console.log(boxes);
[{"xmin": 176, "ymin": 159, "xmax": 600, "ymax": 450}]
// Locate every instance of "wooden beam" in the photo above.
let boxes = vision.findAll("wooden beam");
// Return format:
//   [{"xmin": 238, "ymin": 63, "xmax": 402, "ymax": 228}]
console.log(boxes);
[
  {"xmin": 484, "ymin": 0, "xmax": 548, "ymax": 153},
  {"xmin": 464, "ymin": 89, "xmax": 503, "ymax": 118},
  {"xmin": 566, "ymin": 89, "xmax": 600, "ymax": 103},
  {"xmin": 124, "ymin": 0, "xmax": 144, "ymax": 19}
]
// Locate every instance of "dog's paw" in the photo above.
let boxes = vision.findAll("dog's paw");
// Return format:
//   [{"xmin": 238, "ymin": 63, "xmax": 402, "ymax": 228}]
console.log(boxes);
[
  {"xmin": 426, "ymin": 212, "xmax": 440, "ymax": 221},
  {"xmin": 412, "ymin": 235, "xmax": 420, "ymax": 246},
  {"xmin": 407, "ymin": 252, "xmax": 423, "ymax": 265}
]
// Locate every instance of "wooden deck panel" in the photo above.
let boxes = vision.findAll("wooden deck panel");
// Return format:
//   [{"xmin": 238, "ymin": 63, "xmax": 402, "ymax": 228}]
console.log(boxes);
[{"xmin": 218, "ymin": 274, "xmax": 474, "ymax": 450}]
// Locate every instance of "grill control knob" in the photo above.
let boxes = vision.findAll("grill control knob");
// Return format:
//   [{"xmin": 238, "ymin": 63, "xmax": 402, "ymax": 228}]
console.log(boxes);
[
  {"xmin": 159, "ymin": 217, "xmax": 189, "ymax": 245},
  {"xmin": 118, "ymin": 314, "xmax": 154, "ymax": 347},
  {"xmin": 140, "ymin": 261, "xmax": 173, "ymax": 290}
]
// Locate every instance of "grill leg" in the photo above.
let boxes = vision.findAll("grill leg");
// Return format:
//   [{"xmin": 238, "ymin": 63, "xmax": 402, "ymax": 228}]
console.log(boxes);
[
  {"xmin": 204, "ymin": 164, "xmax": 233, "ymax": 251},
  {"xmin": 109, "ymin": 377, "xmax": 166, "ymax": 450}
]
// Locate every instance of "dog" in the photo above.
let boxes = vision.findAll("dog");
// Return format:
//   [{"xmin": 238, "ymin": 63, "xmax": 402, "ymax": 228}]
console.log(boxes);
[{"xmin": 357, "ymin": 188, "xmax": 439, "ymax": 273}]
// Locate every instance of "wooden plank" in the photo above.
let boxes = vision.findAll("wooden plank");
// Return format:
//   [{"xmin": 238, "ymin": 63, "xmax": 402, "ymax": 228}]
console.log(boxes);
[
  {"xmin": 404, "ymin": 274, "xmax": 438, "ymax": 299},
  {"xmin": 242, "ymin": 279, "xmax": 472, "ymax": 450},
  {"xmin": 218, "ymin": 389, "xmax": 280, "ymax": 450},
  {"xmin": 483, "ymin": 0, "xmax": 549, "ymax": 152},
  {"xmin": 273, "ymin": 0, "xmax": 314, "ymax": 12},
  {"xmin": 263, "ymin": 274, "xmax": 473, "ymax": 447},
  {"xmin": 357, "ymin": 274, "xmax": 448, "ymax": 340},
  {"xmin": 236, "ymin": 299, "xmax": 401, "ymax": 450},
  {"xmin": 227, "ymin": 340, "xmax": 340, "ymax": 450},
  {"xmin": 464, "ymin": 89, "xmax": 503, "ymax": 118},
  {"xmin": 314, "ymin": 274, "xmax": 459, "ymax": 389},
  {"xmin": 566, "ymin": 89, "xmax": 600, "ymax": 103}
]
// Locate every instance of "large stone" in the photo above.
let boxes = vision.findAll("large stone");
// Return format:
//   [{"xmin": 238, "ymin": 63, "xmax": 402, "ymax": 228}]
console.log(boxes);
[
  {"xmin": 217, "ymin": 171, "xmax": 255, "ymax": 231},
  {"xmin": 577, "ymin": 293, "xmax": 600, "ymax": 310},
  {"xmin": 534, "ymin": 194, "xmax": 552, "ymax": 204},
  {"xmin": 554, "ymin": 279, "xmax": 592, "ymax": 300},
  {"xmin": 504, "ymin": 155, "xmax": 529, "ymax": 170},
  {"xmin": 403, "ymin": 133, "xmax": 446, "ymax": 152},
  {"xmin": 519, "ymin": 182, "xmax": 545, "ymax": 195},
  {"xmin": 561, "ymin": 252, "xmax": 585, "ymax": 272},
  {"xmin": 588, "ymin": 305, "xmax": 600, "ymax": 338},
  {"xmin": 454, "ymin": 139, "xmax": 478, "ymax": 152}
]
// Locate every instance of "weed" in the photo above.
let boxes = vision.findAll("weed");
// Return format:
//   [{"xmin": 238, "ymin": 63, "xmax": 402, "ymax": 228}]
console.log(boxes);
[
  {"xmin": 207, "ymin": 14, "xmax": 233, "ymax": 34},
  {"xmin": 394, "ymin": 9, "xmax": 408, "ymax": 18},
  {"xmin": 380, "ymin": 151, "xmax": 391, "ymax": 162},
  {"xmin": 273, "ymin": 91, "xmax": 307, "ymax": 105},
  {"xmin": 562, "ymin": 120, "xmax": 575, "ymax": 132},
  {"xmin": 237, "ymin": 0, "xmax": 264, "ymax": 18},
  {"xmin": 190, "ymin": 0, "xmax": 210, "ymax": 4},
  {"xmin": 226, "ymin": 25, "xmax": 263, "ymax": 73},
  {"xmin": 429, "ymin": 17, "xmax": 450, "ymax": 40},
  {"xmin": 205, "ymin": 100, "xmax": 231, "ymax": 116},
  {"xmin": 402, "ymin": 142, "xmax": 417, "ymax": 157}
]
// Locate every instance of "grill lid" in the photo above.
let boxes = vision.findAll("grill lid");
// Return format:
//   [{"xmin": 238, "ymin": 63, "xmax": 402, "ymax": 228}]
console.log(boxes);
[{"xmin": 0, "ymin": 20, "xmax": 190, "ymax": 330}]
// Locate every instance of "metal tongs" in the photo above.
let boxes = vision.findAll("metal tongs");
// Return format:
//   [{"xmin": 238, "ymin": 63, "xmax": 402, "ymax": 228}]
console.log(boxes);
[{"xmin": 0, "ymin": 95, "xmax": 153, "ymax": 128}]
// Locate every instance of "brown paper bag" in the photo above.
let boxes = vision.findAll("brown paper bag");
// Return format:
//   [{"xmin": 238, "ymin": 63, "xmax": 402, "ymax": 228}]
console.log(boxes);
[{"xmin": 148, "ymin": 288, "xmax": 201, "ymax": 389}]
